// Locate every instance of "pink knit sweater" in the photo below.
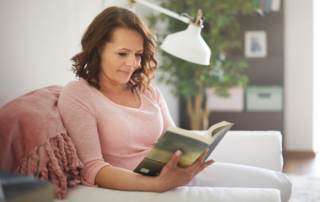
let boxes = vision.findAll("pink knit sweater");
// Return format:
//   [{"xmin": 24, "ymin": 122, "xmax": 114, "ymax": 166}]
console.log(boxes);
[{"xmin": 58, "ymin": 78, "xmax": 175, "ymax": 186}]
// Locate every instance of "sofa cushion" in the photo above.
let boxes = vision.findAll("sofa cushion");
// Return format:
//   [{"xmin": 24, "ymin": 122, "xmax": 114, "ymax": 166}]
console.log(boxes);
[
  {"xmin": 192, "ymin": 130, "xmax": 283, "ymax": 172},
  {"xmin": 56, "ymin": 185, "xmax": 280, "ymax": 202}
]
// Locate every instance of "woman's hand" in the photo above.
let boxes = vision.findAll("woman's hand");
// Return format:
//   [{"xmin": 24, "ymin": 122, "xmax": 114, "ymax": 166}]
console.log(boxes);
[{"xmin": 154, "ymin": 148, "xmax": 215, "ymax": 192}]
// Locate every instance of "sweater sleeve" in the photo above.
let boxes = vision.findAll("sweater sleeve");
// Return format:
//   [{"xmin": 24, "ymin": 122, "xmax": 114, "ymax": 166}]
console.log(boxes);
[
  {"xmin": 153, "ymin": 85, "xmax": 176, "ymax": 135},
  {"xmin": 58, "ymin": 80, "xmax": 110, "ymax": 187}
]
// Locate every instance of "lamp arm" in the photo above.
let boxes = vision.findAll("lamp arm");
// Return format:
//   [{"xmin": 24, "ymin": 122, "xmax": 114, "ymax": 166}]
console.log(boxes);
[{"xmin": 132, "ymin": 0, "xmax": 190, "ymax": 24}]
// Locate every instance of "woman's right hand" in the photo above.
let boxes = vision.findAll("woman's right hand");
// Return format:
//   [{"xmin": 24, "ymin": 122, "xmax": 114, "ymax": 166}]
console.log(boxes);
[{"xmin": 154, "ymin": 148, "xmax": 215, "ymax": 193}]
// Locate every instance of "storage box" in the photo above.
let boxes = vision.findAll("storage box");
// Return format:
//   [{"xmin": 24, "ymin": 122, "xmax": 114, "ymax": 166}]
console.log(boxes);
[
  {"xmin": 246, "ymin": 86, "xmax": 283, "ymax": 112},
  {"xmin": 206, "ymin": 87, "xmax": 244, "ymax": 112}
]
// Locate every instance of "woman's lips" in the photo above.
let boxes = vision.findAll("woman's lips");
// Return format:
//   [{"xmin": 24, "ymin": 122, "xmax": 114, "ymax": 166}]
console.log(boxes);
[{"xmin": 119, "ymin": 70, "xmax": 131, "ymax": 75}]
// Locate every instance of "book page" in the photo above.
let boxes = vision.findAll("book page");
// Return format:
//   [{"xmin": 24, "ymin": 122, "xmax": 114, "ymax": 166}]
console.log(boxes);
[
  {"xmin": 167, "ymin": 126, "xmax": 212, "ymax": 144},
  {"xmin": 205, "ymin": 121, "xmax": 233, "ymax": 138}
]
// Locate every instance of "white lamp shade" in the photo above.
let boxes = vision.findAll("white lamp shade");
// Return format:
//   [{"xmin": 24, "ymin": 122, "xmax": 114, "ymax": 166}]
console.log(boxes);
[{"xmin": 160, "ymin": 24, "xmax": 211, "ymax": 65}]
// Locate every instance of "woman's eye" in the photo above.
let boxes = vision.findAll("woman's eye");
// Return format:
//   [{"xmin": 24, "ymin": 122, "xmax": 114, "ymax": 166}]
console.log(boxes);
[
  {"xmin": 119, "ymin": 53, "xmax": 126, "ymax": 56},
  {"xmin": 135, "ymin": 54, "xmax": 142, "ymax": 57}
]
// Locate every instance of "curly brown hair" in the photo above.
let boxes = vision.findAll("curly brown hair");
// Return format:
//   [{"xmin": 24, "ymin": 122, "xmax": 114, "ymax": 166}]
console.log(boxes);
[{"xmin": 71, "ymin": 6, "xmax": 158, "ymax": 93}]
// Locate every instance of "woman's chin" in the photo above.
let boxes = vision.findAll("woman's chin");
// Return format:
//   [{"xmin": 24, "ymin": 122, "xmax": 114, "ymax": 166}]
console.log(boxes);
[{"xmin": 118, "ymin": 77, "xmax": 131, "ymax": 85}]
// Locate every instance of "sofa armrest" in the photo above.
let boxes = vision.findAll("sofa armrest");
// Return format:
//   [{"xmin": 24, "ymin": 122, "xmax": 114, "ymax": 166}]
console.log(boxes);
[
  {"xmin": 58, "ymin": 185, "xmax": 280, "ymax": 202},
  {"xmin": 192, "ymin": 130, "xmax": 283, "ymax": 172}
]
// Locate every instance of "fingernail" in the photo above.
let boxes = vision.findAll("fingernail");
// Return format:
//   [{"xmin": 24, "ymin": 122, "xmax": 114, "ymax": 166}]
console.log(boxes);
[{"xmin": 175, "ymin": 150, "xmax": 181, "ymax": 156}]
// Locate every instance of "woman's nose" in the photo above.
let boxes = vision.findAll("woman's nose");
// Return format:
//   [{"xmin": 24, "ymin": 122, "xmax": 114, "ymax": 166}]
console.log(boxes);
[{"xmin": 125, "ymin": 54, "xmax": 139, "ymax": 67}]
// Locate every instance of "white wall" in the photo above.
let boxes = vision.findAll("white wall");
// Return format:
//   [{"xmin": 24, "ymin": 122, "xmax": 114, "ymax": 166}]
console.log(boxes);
[
  {"xmin": 284, "ymin": 0, "xmax": 314, "ymax": 151},
  {"xmin": 0, "ymin": 0, "xmax": 179, "ymax": 126},
  {"xmin": 0, "ymin": 0, "xmax": 74, "ymax": 106},
  {"xmin": 313, "ymin": 0, "xmax": 320, "ymax": 152}
]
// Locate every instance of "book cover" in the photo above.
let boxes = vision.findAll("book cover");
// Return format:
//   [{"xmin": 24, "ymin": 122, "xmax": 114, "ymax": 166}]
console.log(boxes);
[
  {"xmin": 134, "ymin": 122, "xmax": 233, "ymax": 176},
  {"xmin": 0, "ymin": 171, "xmax": 53, "ymax": 202}
]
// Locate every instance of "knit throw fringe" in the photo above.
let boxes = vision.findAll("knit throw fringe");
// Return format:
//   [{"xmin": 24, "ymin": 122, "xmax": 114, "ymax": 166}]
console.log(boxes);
[{"xmin": 15, "ymin": 133, "xmax": 83, "ymax": 199}]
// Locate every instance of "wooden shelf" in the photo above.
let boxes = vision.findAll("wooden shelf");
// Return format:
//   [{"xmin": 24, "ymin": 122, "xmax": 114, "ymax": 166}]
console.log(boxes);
[
  {"xmin": 179, "ymin": 4, "xmax": 285, "ymax": 152},
  {"xmin": 208, "ymin": 112, "xmax": 283, "ymax": 132}
]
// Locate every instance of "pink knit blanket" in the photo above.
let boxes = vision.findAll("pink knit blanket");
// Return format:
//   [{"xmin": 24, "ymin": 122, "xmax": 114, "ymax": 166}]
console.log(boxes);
[{"xmin": 0, "ymin": 85, "xmax": 83, "ymax": 199}]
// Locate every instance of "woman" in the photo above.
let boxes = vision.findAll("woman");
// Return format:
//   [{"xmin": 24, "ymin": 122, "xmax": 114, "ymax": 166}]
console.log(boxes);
[{"xmin": 58, "ymin": 6, "xmax": 292, "ymax": 201}]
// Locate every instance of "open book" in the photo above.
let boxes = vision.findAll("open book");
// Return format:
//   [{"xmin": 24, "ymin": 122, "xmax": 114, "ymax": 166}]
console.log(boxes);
[{"xmin": 134, "ymin": 121, "xmax": 233, "ymax": 176}]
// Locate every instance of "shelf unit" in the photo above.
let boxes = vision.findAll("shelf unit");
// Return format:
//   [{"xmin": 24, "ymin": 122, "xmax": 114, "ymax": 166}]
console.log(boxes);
[{"xmin": 180, "ymin": 5, "xmax": 285, "ymax": 138}]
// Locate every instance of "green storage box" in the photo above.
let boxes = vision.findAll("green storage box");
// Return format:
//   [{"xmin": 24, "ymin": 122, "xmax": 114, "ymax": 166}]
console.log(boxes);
[{"xmin": 246, "ymin": 86, "xmax": 283, "ymax": 112}]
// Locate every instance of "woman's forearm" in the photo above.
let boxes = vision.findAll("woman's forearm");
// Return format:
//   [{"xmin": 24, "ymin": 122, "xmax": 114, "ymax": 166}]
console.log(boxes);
[
  {"xmin": 95, "ymin": 150, "xmax": 213, "ymax": 192},
  {"xmin": 95, "ymin": 166, "xmax": 160, "ymax": 192}
]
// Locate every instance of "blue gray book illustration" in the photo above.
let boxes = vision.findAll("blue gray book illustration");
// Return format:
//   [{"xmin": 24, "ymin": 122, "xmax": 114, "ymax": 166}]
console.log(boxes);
[
  {"xmin": 134, "ymin": 121, "xmax": 233, "ymax": 176},
  {"xmin": 0, "ymin": 170, "xmax": 53, "ymax": 202}
]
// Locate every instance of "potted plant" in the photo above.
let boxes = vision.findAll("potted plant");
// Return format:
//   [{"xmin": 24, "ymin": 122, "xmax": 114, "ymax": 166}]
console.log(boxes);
[{"xmin": 147, "ymin": 0, "xmax": 260, "ymax": 130}]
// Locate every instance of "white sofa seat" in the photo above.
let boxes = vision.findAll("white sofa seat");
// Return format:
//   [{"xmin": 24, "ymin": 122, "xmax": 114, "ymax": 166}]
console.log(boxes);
[
  {"xmin": 60, "ymin": 185, "xmax": 280, "ymax": 202},
  {"xmin": 57, "ymin": 131, "xmax": 284, "ymax": 202}
]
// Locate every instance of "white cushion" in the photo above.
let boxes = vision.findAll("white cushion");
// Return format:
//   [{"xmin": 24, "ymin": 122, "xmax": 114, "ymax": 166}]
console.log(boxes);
[
  {"xmin": 56, "ymin": 185, "xmax": 280, "ymax": 202},
  {"xmin": 193, "ymin": 130, "xmax": 283, "ymax": 172}
]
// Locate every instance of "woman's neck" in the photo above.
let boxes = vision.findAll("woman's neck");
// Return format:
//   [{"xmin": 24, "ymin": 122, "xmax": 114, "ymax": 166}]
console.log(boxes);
[{"xmin": 96, "ymin": 77, "xmax": 131, "ymax": 95}]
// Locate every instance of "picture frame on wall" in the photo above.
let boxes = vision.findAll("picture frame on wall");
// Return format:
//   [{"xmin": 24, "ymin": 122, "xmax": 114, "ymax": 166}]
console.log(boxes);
[{"xmin": 245, "ymin": 31, "xmax": 267, "ymax": 58}]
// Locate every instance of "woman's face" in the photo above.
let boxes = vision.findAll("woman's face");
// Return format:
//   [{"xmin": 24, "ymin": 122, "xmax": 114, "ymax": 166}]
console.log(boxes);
[{"xmin": 99, "ymin": 27, "xmax": 144, "ymax": 86}]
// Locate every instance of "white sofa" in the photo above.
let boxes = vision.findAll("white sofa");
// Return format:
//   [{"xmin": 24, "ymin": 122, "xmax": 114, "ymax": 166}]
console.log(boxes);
[{"xmin": 57, "ymin": 131, "xmax": 283, "ymax": 202}]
